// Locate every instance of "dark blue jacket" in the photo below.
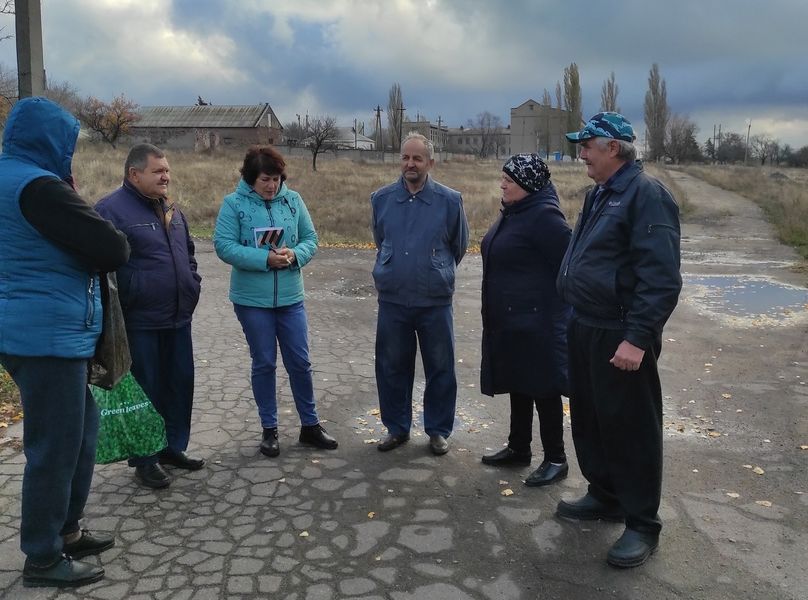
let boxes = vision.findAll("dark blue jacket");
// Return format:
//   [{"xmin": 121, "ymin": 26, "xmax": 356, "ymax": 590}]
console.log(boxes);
[
  {"xmin": 480, "ymin": 183, "xmax": 572, "ymax": 397},
  {"xmin": 371, "ymin": 176, "xmax": 469, "ymax": 307},
  {"xmin": 557, "ymin": 161, "xmax": 681, "ymax": 350},
  {"xmin": 95, "ymin": 181, "xmax": 201, "ymax": 330}
]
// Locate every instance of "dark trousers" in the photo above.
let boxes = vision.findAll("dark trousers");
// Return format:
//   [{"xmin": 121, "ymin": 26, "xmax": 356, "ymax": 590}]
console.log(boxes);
[
  {"xmin": 126, "ymin": 325, "xmax": 195, "ymax": 467},
  {"xmin": 567, "ymin": 319, "xmax": 663, "ymax": 534},
  {"xmin": 507, "ymin": 392, "xmax": 566, "ymax": 463},
  {"xmin": 0, "ymin": 354, "xmax": 97, "ymax": 565},
  {"xmin": 375, "ymin": 301, "xmax": 457, "ymax": 437}
]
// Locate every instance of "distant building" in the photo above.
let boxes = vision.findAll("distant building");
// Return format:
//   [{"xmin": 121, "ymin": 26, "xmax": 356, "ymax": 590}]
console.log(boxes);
[
  {"xmin": 400, "ymin": 117, "xmax": 449, "ymax": 152},
  {"xmin": 446, "ymin": 126, "xmax": 510, "ymax": 158},
  {"xmin": 130, "ymin": 103, "xmax": 283, "ymax": 151},
  {"xmin": 510, "ymin": 99, "xmax": 570, "ymax": 158},
  {"xmin": 331, "ymin": 126, "xmax": 375, "ymax": 150}
]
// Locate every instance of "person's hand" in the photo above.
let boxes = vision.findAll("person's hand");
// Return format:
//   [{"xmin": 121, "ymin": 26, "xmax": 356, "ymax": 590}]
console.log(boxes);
[
  {"xmin": 267, "ymin": 247, "xmax": 293, "ymax": 269},
  {"xmin": 609, "ymin": 340, "xmax": 645, "ymax": 371}
]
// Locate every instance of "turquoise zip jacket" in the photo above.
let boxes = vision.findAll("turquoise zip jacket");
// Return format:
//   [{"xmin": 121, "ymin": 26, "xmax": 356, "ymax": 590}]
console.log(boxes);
[{"xmin": 214, "ymin": 179, "xmax": 317, "ymax": 308}]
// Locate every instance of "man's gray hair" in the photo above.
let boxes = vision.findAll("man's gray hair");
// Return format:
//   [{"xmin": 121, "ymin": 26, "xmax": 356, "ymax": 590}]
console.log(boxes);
[
  {"xmin": 402, "ymin": 132, "xmax": 434, "ymax": 160},
  {"xmin": 125, "ymin": 143, "xmax": 166, "ymax": 179},
  {"xmin": 594, "ymin": 136, "xmax": 636, "ymax": 162}
]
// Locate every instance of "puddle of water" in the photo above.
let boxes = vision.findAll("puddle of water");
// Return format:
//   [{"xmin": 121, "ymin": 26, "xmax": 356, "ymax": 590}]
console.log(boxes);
[{"xmin": 684, "ymin": 275, "xmax": 808, "ymax": 322}]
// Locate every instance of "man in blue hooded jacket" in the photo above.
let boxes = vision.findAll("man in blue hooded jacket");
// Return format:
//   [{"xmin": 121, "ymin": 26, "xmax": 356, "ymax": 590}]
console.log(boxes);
[{"xmin": 0, "ymin": 97, "xmax": 130, "ymax": 587}]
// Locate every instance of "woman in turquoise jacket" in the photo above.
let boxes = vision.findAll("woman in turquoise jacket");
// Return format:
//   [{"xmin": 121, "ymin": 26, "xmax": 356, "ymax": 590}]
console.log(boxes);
[{"xmin": 214, "ymin": 146, "xmax": 337, "ymax": 457}]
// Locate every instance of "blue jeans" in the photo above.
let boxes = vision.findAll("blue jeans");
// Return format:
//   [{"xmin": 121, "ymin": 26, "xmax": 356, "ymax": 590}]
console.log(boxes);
[
  {"xmin": 374, "ymin": 301, "xmax": 457, "ymax": 437},
  {"xmin": 233, "ymin": 302, "xmax": 319, "ymax": 429},
  {"xmin": 126, "ymin": 325, "xmax": 195, "ymax": 467},
  {"xmin": 0, "ymin": 354, "xmax": 97, "ymax": 565}
]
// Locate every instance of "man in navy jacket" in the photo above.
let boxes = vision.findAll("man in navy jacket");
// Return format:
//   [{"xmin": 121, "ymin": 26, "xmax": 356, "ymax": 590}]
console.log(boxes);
[
  {"xmin": 556, "ymin": 113, "xmax": 681, "ymax": 568},
  {"xmin": 96, "ymin": 144, "xmax": 203, "ymax": 489},
  {"xmin": 371, "ymin": 133, "xmax": 469, "ymax": 456}
]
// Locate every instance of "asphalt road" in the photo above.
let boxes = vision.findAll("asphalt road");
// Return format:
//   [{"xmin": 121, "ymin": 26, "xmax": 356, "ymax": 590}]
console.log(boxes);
[{"xmin": 0, "ymin": 171, "xmax": 806, "ymax": 599}]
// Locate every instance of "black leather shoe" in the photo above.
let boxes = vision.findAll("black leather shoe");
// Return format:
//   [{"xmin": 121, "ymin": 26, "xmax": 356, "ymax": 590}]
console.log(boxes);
[
  {"xmin": 556, "ymin": 493, "xmax": 624, "ymax": 522},
  {"xmin": 524, "ymin": 460, "xmax": 568, "ymax": 487},
  {"xmin": 23, "ymin": 554, "xmax": 104, "ymax": 588},
  {"xmin": 260, "ymin": 427, "xmax": 280, "ymax": 457},
  {"xmin": 607, "ymin": 528, "xmax": 659, "ymax": 568},
  {"xmin": 377, "ymin": 433, "xmax": 410, "ymax": 452},
  {"xmin": 428, "ymin": 434, "xmax": 449, "ymax": 456},
  {"xmin": 158, "ymin": 450, "xmax": 205, "ymax": 471},
  {"xmin": 134, "ymin": 463, "xmax": 171, "ymax": 489},
  {"xmin": 481, "ymin": 447, "xmax": 532, "ymax": 466},
  {"xmin": 63, "ymin": 529, "xmax": 115, "ymax": 559},
  {"xmin": 299, "ymin": 424, "xmax": 339, "ymax": 449}
]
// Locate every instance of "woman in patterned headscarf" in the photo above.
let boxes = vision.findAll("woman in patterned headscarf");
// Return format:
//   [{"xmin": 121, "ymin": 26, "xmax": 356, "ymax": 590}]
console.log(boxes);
[{"xmin": 479, "ymin": 153, "xmax": 572, "ymax": 487}]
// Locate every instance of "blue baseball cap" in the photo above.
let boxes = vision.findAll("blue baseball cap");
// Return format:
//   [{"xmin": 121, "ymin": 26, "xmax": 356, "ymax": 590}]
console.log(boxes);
[{"xmin": 566, "ymin": 112, "xmax": 636, "ymax": 143}]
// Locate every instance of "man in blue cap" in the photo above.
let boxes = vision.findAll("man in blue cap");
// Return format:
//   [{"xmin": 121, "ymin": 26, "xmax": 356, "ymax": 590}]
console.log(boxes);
[{"xmin": 556, "ymin": 112, "xmax": 682, "ymax": 567}]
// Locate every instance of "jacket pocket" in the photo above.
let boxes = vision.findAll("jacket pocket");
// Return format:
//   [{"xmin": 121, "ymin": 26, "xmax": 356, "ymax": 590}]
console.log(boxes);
[
  {"xmin": 427, "ymin": 248, "xmax": 455, "ymax": 297},
  {"xmin": 372, "ymin": 242, "xmax": 396, "ymax": 293}
]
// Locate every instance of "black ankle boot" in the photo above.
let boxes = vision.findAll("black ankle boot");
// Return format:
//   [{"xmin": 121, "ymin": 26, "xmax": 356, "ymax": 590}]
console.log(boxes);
[
  {"xmin": 299, "ymin": 424, "xmax": 338, "ymax": 449},
  {"xmin": 260, "ymin": 428, "xmax": 279, "ymax": 457}
]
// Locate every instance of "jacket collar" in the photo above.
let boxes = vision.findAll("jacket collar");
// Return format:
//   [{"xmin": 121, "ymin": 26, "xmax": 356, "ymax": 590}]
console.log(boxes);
[
  {"xmin": 236, "ymin": 178, "xmax": 289, "ymax": 203},
  {"xmin": 396, "ymin": 174, "xmax": 434, "ymax": 204},
  {"xmin": 123, "ymin": 178, "xmax": 165, "ymax": 205},
  {"xmin": 601, "ymin": 160, "xmax": 643, "ymax": 194}
]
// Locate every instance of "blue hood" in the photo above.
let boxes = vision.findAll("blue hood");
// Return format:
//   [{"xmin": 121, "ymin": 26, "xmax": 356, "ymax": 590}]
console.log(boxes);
[{"xmin": 1, "ymin": 96, "xmax": 80, "ymax": 179}]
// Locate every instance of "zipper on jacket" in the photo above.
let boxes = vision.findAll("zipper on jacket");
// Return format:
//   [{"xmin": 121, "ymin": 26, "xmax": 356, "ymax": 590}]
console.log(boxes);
[
  {"xmin": 264, "ymin": 200, "xmax": 279, "ymax": 308},
  {"xmin": 85, "ymin": 276, "xmax": 95, "ymax": 327}
]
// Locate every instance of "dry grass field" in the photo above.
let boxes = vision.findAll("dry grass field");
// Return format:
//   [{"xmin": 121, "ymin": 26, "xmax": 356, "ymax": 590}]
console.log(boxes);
[
  {"xmin": 72, "ymin": 144, "xmax": 598, "ymax": 247},
  {"xmin": 679, "ymin": 164, "xmax": 808, "ymax": 259}
]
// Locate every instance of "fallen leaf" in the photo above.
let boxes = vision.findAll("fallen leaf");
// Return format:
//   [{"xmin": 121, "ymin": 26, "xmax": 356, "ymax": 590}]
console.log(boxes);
[
  {"xmin": 708, "ymin": 431, "xmax": 722, "ymax": 438},
  {"xmin": 692, "ymin": 469, "xmax": 699, "ymax": 473},
  {"xmin": 726, "ymin": 492, "xmax": 740, "ymax": 498},
  {"xmin": 752, "ymin": 466, "xmax": 765, "ymax": 475},
  {"xmin": 369, "ymin": 408, "xmax": 380, "ymax": 416},
  {"xmin": 501, "ymin": 488, "xmax": 514, "ymax": 496},
  {"xmin": 299, "ymin": 531, "xmax": 309, "ymax": 537},
  {"xmin": 722, "ymin": 393, "xmax": 732, "ymax": 399},
  {"xmin": 755, "ymin": 500, "xmax": 772, "ymax": 507},
  {"xmin": 742, "ymin": 464, "xmax": 753, "ymax": 469},
  {"xmin": 311, "ymin": 459, "xmax": 320, "ymax": 464},
  {"xmin": 363, "ymin": 439, "xmax": 380, "ymax": 444},
  {"xmin": 800, "ymin": 445, "xmax": 808, "ymax": 450},
  {"xmin": 367, "ymin": 512, "xmax": 376, "ymax": 519}
]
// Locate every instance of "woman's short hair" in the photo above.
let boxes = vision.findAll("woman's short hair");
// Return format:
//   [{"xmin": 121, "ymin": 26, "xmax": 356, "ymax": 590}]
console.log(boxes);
[{"xmin": 240, "ymin": 145, "xmax": 287, "ymax": 185}]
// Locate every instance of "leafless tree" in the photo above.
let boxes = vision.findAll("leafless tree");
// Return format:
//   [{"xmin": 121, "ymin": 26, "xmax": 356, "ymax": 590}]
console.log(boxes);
[
  {"xmin": 387, "ymin": 83, "xmax": 403, "ymax": 151},
  {"xmin": 563, "ymin": 62, "xmax": 582, "ymax": 159},
  {"xmin": 1, "ymin": 1, "xmax": 13, "ymax": 43},
  {"xmin": 44, "ymin": 79, "xmax": 82, "ymax": 114},
  {"xmin": 76, "ymin": 94, "xmax": 140, "ymax": 148},
  {"xmin": 644, "ymin": 63, "xmax": 669, "ymax": 162},
  {"xmin": 751, "ymin": 134, "xmax": 780, "ymax": 166},
  {"xmin": 468, "ymin": 111, "xmax": 505, "ymax": 159},
  {"xmin": 0, "ymin": 62, "xmax": 15, "ymax": 123},
  {"xmin": 666, "ymin": 113, "xmax": 701, "ymax": 164},
  {"xmin": 303, "ymin": 115, "xmax": 338, "ymax": 171},
  {"xmin": 600, "ymin": 71, "xmax": 620, "ymax": 113}
]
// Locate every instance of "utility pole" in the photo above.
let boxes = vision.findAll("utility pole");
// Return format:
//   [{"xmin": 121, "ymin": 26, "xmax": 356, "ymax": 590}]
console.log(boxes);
[
  {"xmin": 397, "ymin": 104, "xmax": 405, "ymax": 152},
  {"xmin": 373, "ymin": 105, "xmax": 383, "ymax": 156},
  {"xmin": 436, "ymin": 115, "xmax": 443, "ymax": 153},
  {"xmin": 15, "ymin": 0, "xmax": 46, "ymax": 98},
  {"xmin": 744, "ymin": 119, "xmax": 752, "ymax": 166},
  {"xmin": 353, "ymin": 117, "xmax": 358, "ymax": 149}
]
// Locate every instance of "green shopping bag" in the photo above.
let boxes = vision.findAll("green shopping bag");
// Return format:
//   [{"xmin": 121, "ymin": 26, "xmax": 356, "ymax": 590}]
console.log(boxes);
[{"xmin": 92, "ymin": 372, "xmax": 167, "ymax": 464}]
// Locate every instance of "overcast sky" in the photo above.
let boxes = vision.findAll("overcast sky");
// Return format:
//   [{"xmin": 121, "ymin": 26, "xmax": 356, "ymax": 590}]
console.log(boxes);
[{"xmin": 2, "ymin": 0, "xmax": 807, "ymax": 149}]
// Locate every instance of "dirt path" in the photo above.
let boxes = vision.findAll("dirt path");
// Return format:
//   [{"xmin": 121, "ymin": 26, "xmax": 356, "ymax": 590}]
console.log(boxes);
[{"xmin": 654, "ymin": 171, "xmax": 807, "ymax": 599}]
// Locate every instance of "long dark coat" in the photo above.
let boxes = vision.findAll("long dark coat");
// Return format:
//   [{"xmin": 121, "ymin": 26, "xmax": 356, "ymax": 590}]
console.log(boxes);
[{"xmin": 480, "ymin": 183, "xmax": 572, "ymax": 397}]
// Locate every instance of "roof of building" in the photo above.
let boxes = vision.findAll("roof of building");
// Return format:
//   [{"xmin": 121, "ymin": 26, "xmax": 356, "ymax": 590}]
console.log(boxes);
[{"xmin": 132, "ymin": 104, "xmax": 280, "ymax": 128}]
